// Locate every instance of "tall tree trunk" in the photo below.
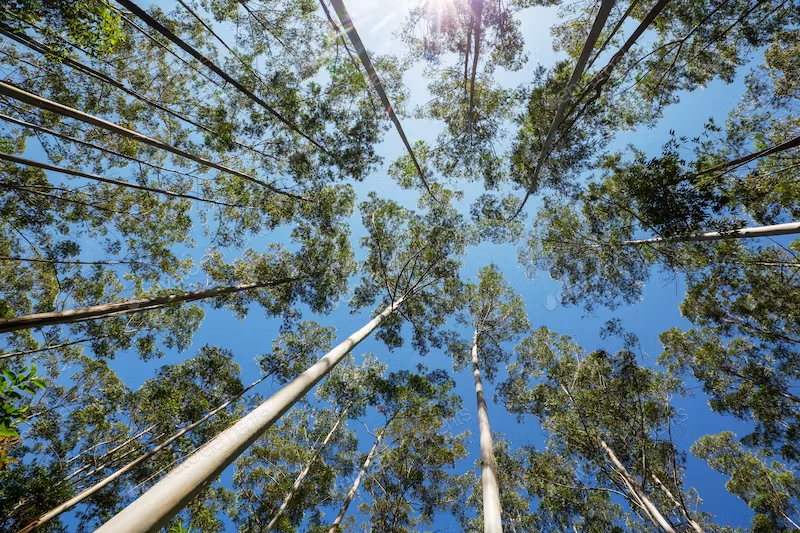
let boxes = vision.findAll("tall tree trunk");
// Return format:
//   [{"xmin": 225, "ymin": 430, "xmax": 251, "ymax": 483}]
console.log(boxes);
[
  {"xmin": 472, "ymin": 330, "xmax": 503, "ymax": 533},
  {"xmin": 116, "ymin": 0, "xmax": 328, "ymax": 156},
  {"xmin": 509, "ymin": 0, "xmax": 616, "ymax": 220},
  {"xmin": 0, "ymin": 81, "xmax": 301, "ymax": 198},
  {"xmin": 619, "ymin": 221, "xmax": 800, "ymax": 246},
  {"xmin": 328, "ymin": 0, "xmax": 439, "ymax": 204},
  {"xmin": 466, "ymin": 0, "xmax": 482, "ymax": 130},
  {"xmin": 651, "ymin": 473, "xmax": 704, "ymax": 533},
  {"xmin": 93, "ymin": 299, "xmax": 404, "ymax": 533},
  {"xmin": 0, "ymin": 278, "xmax": 302, "ymax": 333},
  {"xmin": 328, "ymin": 427, "xmax": 385, "ymax": 533},
  {"xmin": 600, "ymin": 440, "xmax": 677, "ymax": 533},
  {"xmin": 17, "ymin": 371, "xmax": 274, "ymax": 533},
  {"xmin": 264, "ymin": 408, "xmax": 349, "ymax": 533}
]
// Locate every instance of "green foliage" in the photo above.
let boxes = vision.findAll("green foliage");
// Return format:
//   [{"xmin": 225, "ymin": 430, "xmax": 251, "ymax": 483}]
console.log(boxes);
[{"xmin": 0, "ymin": 364, "xmax": 46, "ymax": 468}]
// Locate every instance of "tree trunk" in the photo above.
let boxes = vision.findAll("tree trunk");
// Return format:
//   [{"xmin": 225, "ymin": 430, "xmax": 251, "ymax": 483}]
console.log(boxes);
[
  {"xmin": 17, "ymin": 371, "xmax": 274, "ymax": 533},
  {"xmin": 0, "ymin": 152, "xmax": 260, "ymax": 209},
  {"xmin": 0, "ymin": 81, "xmax": 301, "ymax": 198},
  {"xmin": 93, "ymin": 299, "xmax": 404, "ymax": 533},
  {"xmin": 0, "ymin": 278, "xmax": 301, "ymax": 333},
  {"xmin": 619, "ymin": 221, "xmax": 800, "ymax": 246},
  {"xmin": 600, "ymin": 440, "xmax": 677, "ymax": 533},
  {"xmin": 472, "ymin": 330, "xmax": 503, "ymax": 533},
  {"xmin": 328, "ymin": 427, "xmax": 385, "ymax": 533},
  {"xmin": 651, "ymin": 473, "xmax": 704, "ymax": 533},
  {"xmin": 328, "ymin": 0, "xmax": 438, "ymax": 203},
  {"xmin": 509, "ymin": 0, "xmax": 615, "ymax": 220},
  {"xmin": 264, "ymin": 408, "xmax": 349, "ymax": 533}
]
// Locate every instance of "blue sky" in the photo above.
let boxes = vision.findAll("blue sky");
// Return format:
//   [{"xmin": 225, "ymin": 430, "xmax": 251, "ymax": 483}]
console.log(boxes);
[{"xmin": 14, "ymin": 0, "xmax": 772, "ymax": 530}]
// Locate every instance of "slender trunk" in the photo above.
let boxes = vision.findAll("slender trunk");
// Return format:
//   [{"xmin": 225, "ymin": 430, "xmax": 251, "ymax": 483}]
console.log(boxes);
[
  {"xmin": 17, "ymin": 370, "xmax": 275, "ymax": 533},
  {"xmin": 328, "ymin": 427, "xmax": 384, "ymax": 533},
  {"xmin": 0, "ymin": 334, "xmax": 121, "ymax": 360},
  {"xmin": 472, "ymin": 330, "xmax": 503, "ymax": 533},
  {"xmin": 0, "ymin": 152, "xmax": 259, "ymax": 209},
  {"xmin": 0, "ymin": 81, "xmax": 300, "ymax": 199},
  {"xmin": 600, "ymin": 440, "xmax": 676, "ymax": 533},
  {"xmin": 264, "ymin": 408, "xmax": 349, "ymax": 533},
  {"xmin": 0, "ymin": 278, "xmax": 301, "ymax": 333},
  {"xmin": 93, "ymin": 299, "xmax": 404, "ymax": 533},
  {"xmin": 328, "ymin": 0, "xmax": 439, "ymax": 204},
  {"xmin": 0, "ymin": 113, "xmax": 199, "ymax": 180},
  {"xmin": 509, "ymin": 0, "xmax": 615, "ymax": 220},
  {"xmin": 618, "ymin": 221, "xmax": 800, "ymax": 246},
  {"xmin": 0, "ymin": 255, "xmax": 148, "ymax": 266},
  {"xmin": 62, "ymin": 425, "xmax": 157, "ymax": 484},
  {"xmin": 651, "ymin": 473, "xmax": 704, "ymax": 533},
  {"xmin": 466, "ymin": 0, "xmax": 482, "ymax": 130},
  {"xmin": 585, "ymin": 0, "xmax": 671, "ymax": 92}
]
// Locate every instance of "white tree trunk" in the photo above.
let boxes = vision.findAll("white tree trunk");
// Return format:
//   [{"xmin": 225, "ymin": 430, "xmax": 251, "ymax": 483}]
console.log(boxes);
[
  {"xmin": 264, "ymin": 408, "xmax": 349, "ymax": 533},
  {"xmin": 619, "ymin": 221, "xmax": 800, "ymax": 246},
  {"xmin": 651, "ymin": 473, "xmax": 704, "ymax": 533},
  {"xmin": 0, "ymin": 279, "xmax": 300, "ymax": 333},
  {"xmin": 600, "ymin": 440, "xmax": 676, "ymax": 533},
  {"xmin": 472, "ymin": 330, "xmax": 504, "ymax": 533},
  {"xmin": 93, "ymin": 299, "xmax": 403, "ymax": 533},
  {"xmin": 328, "ymin": 427, "xmax": 384, "ymax": 533},
  {"xmin": 17, "ymin": 371, "xmax": 276, "ymax": 533}
]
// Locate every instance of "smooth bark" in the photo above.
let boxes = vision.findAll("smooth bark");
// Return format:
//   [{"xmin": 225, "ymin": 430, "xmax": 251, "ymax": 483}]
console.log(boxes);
[
  {"xmin": 600, "ymin": 440, "xmax": 677, "ymax": 533},
  {"xmin": 472, "ymin": 330, "xmax": 503, "ymax": 533},
  {"xmin": 328, "ymin": 0, "xmax": 439, "ymax": 204},
  {"xmin": 0, "ymin": 278, "xmax": 301, "ymax": 333},
  {"xmin": 651, "ymin": 473, "xmax": 704, "ymax": 533},
  {"xmin": 328, "ymin": 427, "xmax": 384, "ymax": 533},
  {"xmin": 0, "ymin": 81, "xmax": 302, "ymax": 199},
  {"xmin": 510, "ymin": 0, "xmax": 616, "ymax": 218},
  {"xmin": 619, "ymin": 221, "xmax": 800, "ymax": 246},
  {"xmin": 93, "ymin": 299, "xmax": 403, "ymax": 533}
]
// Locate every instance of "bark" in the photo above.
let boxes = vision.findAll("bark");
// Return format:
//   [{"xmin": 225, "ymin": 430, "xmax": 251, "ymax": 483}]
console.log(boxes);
[
  {"xmin": 600, "ymin": 440, "xmax": 677, "ymax": 533},
  {"xmin": 584, "ymin": 0, "xmax": 672, "ymax": 94},
  {"xmin": 0, "ymin": 81, "xmax": 302, "ymax": 199},
  {"xmin": 17, "ymin": 371, "xmax": 273, "ymax": 533},
  {"xmin": 472, "ymin": 330, "xmax": 503, "ymax": 533},
  {"xmin": 651, "ymin": 473, "xmax": 704, "ymax": 533},
  {"xmin": 93, "ymin": 299, "xmax": 404, "ymax": 533},
  {"xmin": 264, "ymin": 408, "xmax": 349, "ymax": 532},
  {"xmin": 328, "ymin": 0, "xmax": 440, "ymax": 204},
  {"xmin": 618, "ymin": 221, "xmax": 800, "ymax": 246},
  {"xmin": 328, "ymin": 427, "xmax": 385, "ymax": 533},
  {"xmin": 0, "ymin": 278, "xmax": 302, "ymax": 333}
]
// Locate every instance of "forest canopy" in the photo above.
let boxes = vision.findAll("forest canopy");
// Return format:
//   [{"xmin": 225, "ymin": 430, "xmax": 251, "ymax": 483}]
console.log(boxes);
[{"xmin": 0, "ymin": 0, "xmax": 798, "ymax": 531}]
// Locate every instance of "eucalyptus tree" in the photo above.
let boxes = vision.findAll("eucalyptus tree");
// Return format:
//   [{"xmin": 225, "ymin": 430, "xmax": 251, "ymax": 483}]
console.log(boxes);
[
  {"xmin": 693, "ymin": 432, "xmax": 800, "ymax": 532},
  {"xmin": 396, "ymin": 0, "xmax": 532, "ymax": 191},
  {"xmin": 6, "ymin": 345, "xmax": 247, "ymax": 533},
  {"xmin": 92, "ymin": 194, "xmax": 470, "ymax": 532},
  {"xmin": 330, "ymin": 366, "xmax": 467, "ymax": 532},
  {"xmin": 498, "ymin": 326, "xmax": 720, "ymax": 532},
  {"xmin": 445, "ymin": 264, "xmax": 528, "ymax": 532},
  {"xmin": 231, "ymin": 354, "xmax": 383, "ymax": 533},
  {"xmin": 231, "ymin": 408, "xmax": 358, "ymax": 533},
  {"xmin": 454, "ymin": 438, "xmax": 538, "ymax": 533}
]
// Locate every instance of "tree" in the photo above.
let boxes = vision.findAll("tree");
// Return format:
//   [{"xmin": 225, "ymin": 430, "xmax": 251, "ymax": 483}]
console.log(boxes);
[
  {"xmin": 330, "ymin": 365, "xmax": 468, "ymax": 532},
  {"xmin": 693, "ymin": 432, "xmax": 800, "ymax": 532},
  {"xmin": 498, "ymin": 326, "xmax": 720, "ymax": 532},
  {"xmin": 445, "ymin": 264, "xmax": 529, "ymax": 532}
]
